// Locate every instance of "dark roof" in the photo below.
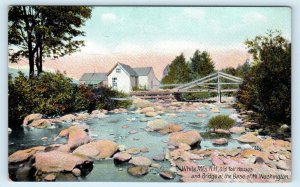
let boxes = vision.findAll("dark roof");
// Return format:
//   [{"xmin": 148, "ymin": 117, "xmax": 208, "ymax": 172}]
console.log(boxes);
[
  {"xmin": 118, "ymin": 63, "xmax": 138, "ymax": 76},
  {"xmin": 133, "ymin": 67, "xmax": 152, "ymax": 76},
  {"xmin": 79, "ymin": 73, "xmax": 107, "ymax": 85}
]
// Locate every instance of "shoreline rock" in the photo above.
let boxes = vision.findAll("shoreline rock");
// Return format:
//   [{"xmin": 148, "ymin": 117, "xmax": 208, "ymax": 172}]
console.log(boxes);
[
  {"xmin": 168, "ymin": 130, "xmax": 202, "ymax": 147},
  {"xmin": 73, "ymin": 140, "xmax": 118, "ymax": 160}
]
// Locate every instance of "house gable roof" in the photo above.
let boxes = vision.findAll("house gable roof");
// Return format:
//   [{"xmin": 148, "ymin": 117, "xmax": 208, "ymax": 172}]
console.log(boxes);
[
  {"xmin": 107, "ymin": 62, "xmax": 138, "ymax": 77},
  {"xmin": 118, "ymin": 63, "xmax": 138, "ymax": 76},
  {"xmin": 133, "ymin": 67, "xmax": 152, "ymax": 76},
  {"xmin": 79, "ymin": 73, "xmax": 107, "ymax": 84}
]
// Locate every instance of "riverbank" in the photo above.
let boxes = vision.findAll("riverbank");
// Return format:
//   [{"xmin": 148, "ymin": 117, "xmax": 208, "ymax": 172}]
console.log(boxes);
[{"xmin": 8, "ymin": 97, "xmax": 291, "ymax": 182}]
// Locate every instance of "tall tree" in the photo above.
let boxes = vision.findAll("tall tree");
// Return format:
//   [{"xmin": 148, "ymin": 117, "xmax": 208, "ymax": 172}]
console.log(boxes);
[
  {"xmin": 237, "ymin": 31, "xmax": 291, "ymax": 127},
  {"xmin": 190, "ymin": 50, "xmax": 215, "ymax": 79},
  {"xmin": 162, "ymin": 53, "xmax": 191, "ymax": 84},
  {"xmin": 8, "ymin": 6, "xmax": 92, "ymax": 78}
]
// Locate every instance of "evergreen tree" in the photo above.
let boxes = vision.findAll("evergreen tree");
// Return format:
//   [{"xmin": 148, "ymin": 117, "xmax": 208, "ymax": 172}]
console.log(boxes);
[
  {"xmin": 162, "ymin": 53, "xmax": 191, "ymax": 84},
  {"xmin": 190, "ymin": 50, "xmax": 215, "ymax": 79}
]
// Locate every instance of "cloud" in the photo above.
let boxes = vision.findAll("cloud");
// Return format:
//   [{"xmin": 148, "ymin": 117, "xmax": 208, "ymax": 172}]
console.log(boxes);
[
  {"xmin": 182, "ymin": 8, "xmax": 205, "ymax": 20},
  {"xmin": 242, "ymin": 12, "xmax": 267, "ymax": 24},
  {"xmin": 101, "ymin": 13, "xmax": 118, "ymax": 23},
  {"xmin": 114, "ymin": 43, "xmax": 146, "ymax": 55},
  {"xmin": 77, "ymin": 41, "xmax": 110, "ymax": 55}
]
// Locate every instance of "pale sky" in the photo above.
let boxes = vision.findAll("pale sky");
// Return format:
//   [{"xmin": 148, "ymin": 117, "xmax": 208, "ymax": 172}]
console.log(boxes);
[
  {"xmin": 79, "ymin": 7, "xmax": 291, "ymax": 56},
  {"xmin": 10, "ymin": 7, "xmax": 292, "ymax": 80}
]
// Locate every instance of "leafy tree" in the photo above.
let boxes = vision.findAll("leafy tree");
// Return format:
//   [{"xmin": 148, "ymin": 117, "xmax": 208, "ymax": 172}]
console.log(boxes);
[
  {"xmin": 8, "ymin": 6, "xmax": 92, "ymax": 78},
  {"xmin": 236, "ymin": 59, "xmax": 251, "ymax": 77},
  {"xmin": 222, "ymin": 67, "xmax": 237, "ymax": 76},
  {"xmin": 237, "ymin": 31, "xmax": 291, "ymax": 128},
  {"xmin": 162, "ymin": 53, "xmax": 191, "ymax": 84},
  {"xmin": 208, "ymin": 115, "xmax": 235, "ymax": 131},
  {"xmin": 221, "ymin": 59, "xmax": 251, "ymax": 78},
  {"xmin": 190, "ymin": 50, "xmax": 215, "ymax": 79}
]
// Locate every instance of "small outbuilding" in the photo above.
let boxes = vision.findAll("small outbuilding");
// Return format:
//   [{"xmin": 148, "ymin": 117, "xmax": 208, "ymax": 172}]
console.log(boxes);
[{"xmin": 79, "ymin": 73, "xmax": 108, "ymax": 88}]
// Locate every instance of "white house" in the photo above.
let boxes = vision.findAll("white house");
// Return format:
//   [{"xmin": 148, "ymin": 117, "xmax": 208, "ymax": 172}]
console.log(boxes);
[{"xmin": 107, "ymin": 62, "xmax": 160, "ymax": 93}]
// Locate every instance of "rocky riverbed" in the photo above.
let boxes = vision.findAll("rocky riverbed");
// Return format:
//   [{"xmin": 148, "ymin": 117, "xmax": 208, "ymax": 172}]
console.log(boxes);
[{"xmin": 8, "ymin": 97, "xmax": 291, "ymax": 182}]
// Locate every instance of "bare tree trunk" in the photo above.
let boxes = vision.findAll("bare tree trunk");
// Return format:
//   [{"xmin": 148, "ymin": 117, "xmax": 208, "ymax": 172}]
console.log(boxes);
[
  {"xmin": 22, "ymin": 6, "xmax": 35, "ymax": 79},
  {"xmin": 38, "ymin": 44, "xmax": 43, "ymax": 75},
  {"xmin": 29, "ymin": 51, "xmax": 35, "ymax": 78}
]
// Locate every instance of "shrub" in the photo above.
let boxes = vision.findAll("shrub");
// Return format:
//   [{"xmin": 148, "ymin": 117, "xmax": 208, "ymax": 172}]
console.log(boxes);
[
  {"xmin": 8, "ymin": 71, "xmax": 131, "ymax": 129},
  {"xmin": 207, "ymin": 115, "xmax": 235, "ymax": 130},
  {"xmin": 181, "ymin": 92, "xmax": 216, "ymax": 100},
  {"xmin": 92, "ymin": 87, "xmax": 132, "ymax": 110}
]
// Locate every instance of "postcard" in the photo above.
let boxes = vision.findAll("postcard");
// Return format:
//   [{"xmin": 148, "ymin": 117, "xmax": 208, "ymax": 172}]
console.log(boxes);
[{"xmin": 8, "ymin": 6, "xmax": 291, "ymax": 182}]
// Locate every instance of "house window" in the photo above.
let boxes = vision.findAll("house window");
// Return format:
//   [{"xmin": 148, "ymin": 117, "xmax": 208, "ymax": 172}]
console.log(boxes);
[
  {"xmin": 116, "ymin": 68, "xmax": 121, "ymax": 73},
  {"xmin": 112, "ymin": 77, "xmax": 117, "ymax": 87}
]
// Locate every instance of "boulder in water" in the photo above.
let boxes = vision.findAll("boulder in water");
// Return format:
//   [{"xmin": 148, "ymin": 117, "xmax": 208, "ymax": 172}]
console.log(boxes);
[
  {"xmin": 168, "ymin": 130, "xmax": 202, "ymax": 147},
  {"xmin": 35, "ymin": 150, "xmax": 93, "ymax": 173},
  {"xmin": 113, "ymin": 152, "xmax": 132, "ymax": 162},
  {"xmin": 158, "ymin": 124, "xmax": 183, "ymax": 134},
  {"xmin": 229, "ymin": 127, "xmax": 246, "ymax": 134},
  {"xmin": 67, "ymin": 130, "xmax": 91, "ymax": 149},
  {"xmin": 30, "ymin": 119, "xmax": 51, "ymax": 128},
  {"xmin": 58, "ymin": 124, "xmax": 90, "ymax": 137},
  {"xmin": 145, "ymin": 111, "xmax": 158, "ymax": 117},
  {"xmin": 276, "ymin": 160, "xmax": 291, "ymax": 170},
  {"xmin": 196, "ymin": 113, "xmax": 207, "ymax": 118},
  {"xmin": 159, "ymin": 170, "xmax": 176, "ymax": 180},
  {"xmin": 129, "ymin": 156, "xmax": 152, "ymax": 166},
  {"xmin": 72, "ymin": 168, "xmax": 81, "ymax": 177},
  {"xmin": 9, "ymin": 146, "xmax": 45, "ymax": 163},
  {"xmin": 127, "ymin": 166, "xmax": 148, "ymax": 177},
  {"xmin": 73, "ymin": 140, "xmax": 118, "ymax": 159},
  {"xmin": 237, "ymin": 133, "xmax": 260, "ymax": 143},
  {"xmin": 59, "ymin": 114, "xmax": 77, "ymax": 122},
  {"xmin": 212, "ymin": 138, "xmax": 228, "ymax": 146},
  {"xmin": 141, "ymin": 107, "xmax": 155, "ymax": 113},
  {"xmin": 44, "ymin": 174, "xmax": 56, "ymax": 181},
  {"xmin": 132, "ymin": 98, "xmax": 153, "ymax": 109},
  {"xmin": 23, "ymin": 113, "xmax": 43, "ymax": 126},
  {"xmin": 147, "ymin": 119, "xmax": 169, "ymax": 131},
  {"xmin": 125, "ymin": 147, "xmax": 140, "ymax": 155}
]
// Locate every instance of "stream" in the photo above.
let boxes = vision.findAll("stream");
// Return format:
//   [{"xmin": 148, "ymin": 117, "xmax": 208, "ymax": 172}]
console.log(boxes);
[{"xmin": 9, "ymin": 103, "xmax": 244, "ymax": 182}]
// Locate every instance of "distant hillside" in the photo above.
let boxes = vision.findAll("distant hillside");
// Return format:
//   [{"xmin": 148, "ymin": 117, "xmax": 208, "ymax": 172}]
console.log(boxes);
[
  {"xmin": 8, "ymin": 67, "xmax": 28, "ymax": 77},
  {"xmin": 8, "ymin": 67, "xmax": 79, "ymax": 84}
]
